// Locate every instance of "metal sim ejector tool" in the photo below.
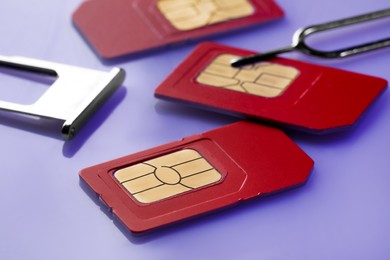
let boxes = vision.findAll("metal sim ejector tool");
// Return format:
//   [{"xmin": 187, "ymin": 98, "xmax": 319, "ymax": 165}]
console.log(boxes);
[
  {"xmin": 231, "ymin": 8, "xmax": 390, "ymax": 67},
  {"xmin": 0, "ymin": 55, "xmax": 125, "ymax": 140}
]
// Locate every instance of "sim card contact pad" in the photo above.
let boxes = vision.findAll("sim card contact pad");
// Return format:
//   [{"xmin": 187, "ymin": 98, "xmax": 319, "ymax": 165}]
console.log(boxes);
[
  {"xmin": 80, "ymin": 121, "xmax": 314, "ymax": 232},
  {"xmin": 73, "ymin": 0, "xmax": 284, "ymax": 58},
  {"xmin": 156, "ymin": 42, "xmax": 387, "ymax": 132},
  {"xmin": 113, "ymin": 148, "xmax": 224, "ymax": 204},
  {"xmin": 99, "ymin": 138, "xmax": 245, "ymax": 209},
  {"xmin": 195, "ymin": 53, "xmax": 301, "ymax": 98},
  {"xmin": 135, "ymin": 0, "xmax": 260, "ymax": 37},
  {"xmin": 161, "ymin": 42, "xmax": 321, "ymax": 111},
  {"xmin": 154, "ymin": 0, "xmax": 255, "ymax": 32}
]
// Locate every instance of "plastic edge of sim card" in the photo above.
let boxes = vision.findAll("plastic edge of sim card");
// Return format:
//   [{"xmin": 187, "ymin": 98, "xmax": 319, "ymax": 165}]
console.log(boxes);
[
  {"xmin": 155, "ymin": 42, "xmax": 387, "ymax": 134},
  {"xmin": 72, "ymin": 0, "xmax": 284, "ymax": 59},
  {"xmin": 79, "ymin": 121, "xmax": 314, "ymax": 233},
  {"xmin": 0, "ymin": 55, "xmax": 126, "ymax": 140}
]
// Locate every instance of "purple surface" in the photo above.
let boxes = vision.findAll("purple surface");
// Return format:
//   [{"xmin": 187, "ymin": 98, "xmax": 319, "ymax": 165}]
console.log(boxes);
[{"xmin": 0, "ymin": 0, "xmax": 389, "ymax": 259}]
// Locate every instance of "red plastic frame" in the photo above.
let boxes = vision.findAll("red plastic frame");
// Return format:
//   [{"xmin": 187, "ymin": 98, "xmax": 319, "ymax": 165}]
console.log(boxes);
[
  {"xmin": 155, "ymin": 42, "xmax": 387, "ymax": 133},
  {"xmin": 72, "ymin": 0, "xmax": 284, "ymax": 58},
  {"xmin": 80, "ymin": 121, "xmax": 313, "ymax": 233}
]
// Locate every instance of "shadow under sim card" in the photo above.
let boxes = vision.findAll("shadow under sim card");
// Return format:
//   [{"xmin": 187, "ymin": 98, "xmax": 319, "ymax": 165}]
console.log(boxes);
[
  {"xmin": 72, "ymin": 0, "xmax": 283, "ymax": 58},
  {"xmin": 80, "ymin": 121, "xmax": 313, "ymax": 233},
  {"xmin": 155, "ymin": 42, "xmax": 387, "ymax": 133}
]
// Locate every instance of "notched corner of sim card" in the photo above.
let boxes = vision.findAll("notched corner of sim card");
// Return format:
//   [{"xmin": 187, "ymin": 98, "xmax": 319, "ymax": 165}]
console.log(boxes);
[{"xmin": 78, "ymin": 172, "xmax": 115, "ymax": 219}]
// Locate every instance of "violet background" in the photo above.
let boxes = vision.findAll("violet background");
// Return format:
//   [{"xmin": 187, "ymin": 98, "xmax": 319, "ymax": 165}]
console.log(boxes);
[{"xmin": 0, "ymin": 0, "xmax": 389, "ymax": 259}]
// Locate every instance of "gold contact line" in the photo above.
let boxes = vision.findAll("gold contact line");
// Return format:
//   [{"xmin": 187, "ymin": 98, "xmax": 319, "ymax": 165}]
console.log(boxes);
[
  {"xmin": 132, "ymin": 182, "xmax": 193, "ymax": 196},
  {"xmin": 169, "ymin": 156, "xmax": 203, "ymax": 167},
  {"xmin": 118, "ymin": 157, "xmax": 210, "ymax": 184},
  {"xmin": 210, "ymin": 61, "xmax": 242, "ymax": 79},
  {"xmin": 258, "ymin": 72, "xmax": 296, "ymax": 81},
  {"xmin": 201, "ymin": 69, "xmax": 295, "ymax": 90},
  {"xmin": 202, "ymin": 69, "xmax": 296, "ymax": 82},
  {"xmin": 131, "ymin": 183, "xmax": 165, "ymax": 195},
  {"xmin": 214, "ymin": 62, "xmax": 296, "ymax": 81},
  {"xmin": 114, "ymin": 148, "xmax": 224, "ymax": 203},
  {"xmin": 155, "ymin": 166, "xmax": 183, "ymax": 184},
  {"xmin": 166, "ymin": 3, "xmax": 249, "ymax": 24},
  {"xmin": 202, "ymin": 70, "xmax": 241, "ymax": 80},
  {"xmin": 180, "ymin": 168, "xmax": 216, "ymax": 179},
  {"xmin": 125, "ymin": 168, "xmax": 217, "ymax": 195},
  {"xmin": 215, "ymin": 2, "xmax": 247, "ymax": 8},
  {"xmin": 119, "ymin": 170, "xmax": 155, "ymax": 184},
  {"xmin": 237, "ymin": 86, "xmax": 250, "ymax": 94},
  {"xmin": 157, "ymin": 0, "xmax": 254, "ymax": 31},
  {"xmin": 245, "ymin": 82, "xmax": 290, "ymax": 90},
  {"xmin": 201, "ymin": 70, "xmax": 292, "ymax": 91},
  {"xmin": 202, "ymin": 71, "xmax": 239, "ymax": 85},
  {"xmin": 240, "ymin": 83, "xmax": 282, "ymax": 92},
  {"xmin": 251, "ymin": 74, "xmax": 292, "ymax": 89}
]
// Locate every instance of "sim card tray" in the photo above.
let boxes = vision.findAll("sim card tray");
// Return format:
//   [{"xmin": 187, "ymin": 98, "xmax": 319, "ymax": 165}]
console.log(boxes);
[{"xmin": 0, "ymin": 55, "xmax": 125, "ymax": 140}]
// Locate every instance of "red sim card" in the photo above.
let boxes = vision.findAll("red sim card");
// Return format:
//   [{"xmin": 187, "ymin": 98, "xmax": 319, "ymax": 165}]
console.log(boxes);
[
  {"xmin": 72, "ymin": 0, "xmax": 283, "ymax": 58},
  {"xmin": 155, "ymin": 42, "xmax": 387, "ymax": 133},
  {"xmin": 80, "ymin": 121, "xmax": 313, "ymax": 233}
]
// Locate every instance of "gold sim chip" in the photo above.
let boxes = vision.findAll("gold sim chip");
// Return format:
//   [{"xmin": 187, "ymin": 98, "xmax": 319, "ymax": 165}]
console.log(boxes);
[
  {"xmin": 113, "ymin": 149, "xmax": 222, "ymax": 204},
  {"xmin": 196, "ymin": 54, "xmax": 300, "ymax": 98},
  {"xmin": 156, "ymin": 0, "xmax": 255, "ymax": 31}
]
